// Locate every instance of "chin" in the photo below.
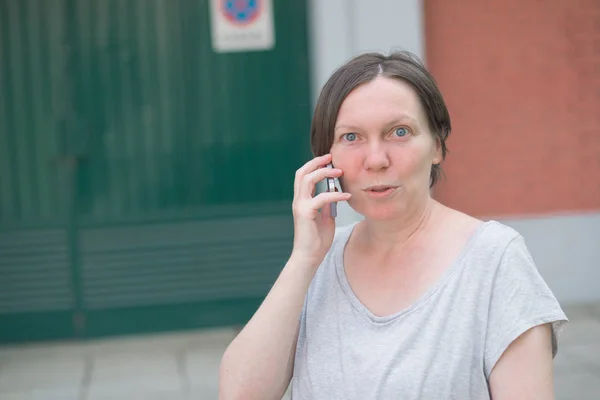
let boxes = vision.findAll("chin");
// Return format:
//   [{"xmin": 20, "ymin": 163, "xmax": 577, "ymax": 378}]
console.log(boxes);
[{"xmin": 348, "ymin": 200, "xmax": 403, "ymax": 221}]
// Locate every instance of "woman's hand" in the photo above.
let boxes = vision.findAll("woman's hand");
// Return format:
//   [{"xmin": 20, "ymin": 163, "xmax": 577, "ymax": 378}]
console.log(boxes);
[{"xmin": 291, "ymin": 154, "xmax": 351, "ymax": 268}]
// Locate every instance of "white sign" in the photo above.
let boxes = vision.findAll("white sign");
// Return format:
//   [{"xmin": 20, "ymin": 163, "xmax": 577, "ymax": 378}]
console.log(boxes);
[{"xmin": 209, "ymin": 0, "xmax": 275, "ymax": 53}]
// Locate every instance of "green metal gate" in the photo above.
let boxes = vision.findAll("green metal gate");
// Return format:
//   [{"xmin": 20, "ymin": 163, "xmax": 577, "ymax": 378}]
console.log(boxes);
[{"xmin": 0, "ymin": 0, "xmax": 312, "ymax": 343}]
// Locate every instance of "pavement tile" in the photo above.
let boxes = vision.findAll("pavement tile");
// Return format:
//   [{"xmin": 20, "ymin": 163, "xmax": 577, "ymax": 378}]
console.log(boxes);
[
  {"xmin": 0, "ymin": 352, "xmax": 85, "ymax": 393},
  {"xmin": 0, "ymin": 387, "xmax": 80, "ymax": 400},
  {"xmin": 89, "ymin": 352, "xmax": 182, "ymax": 389},
  {"xmin": 184, "ymin": 346, "xmax": 223, "ymax": 396},
  {"xmin": 560, "ymin": 344, "xmax": 600, "ymax": 374},
  {"xmin": 0, "ymin": 341, "xmax": 86, "ymax": 364},
  {"xmin": 85, "ymin": 385, "xmax": 189, "ymax": 400},
  {"xmin": 554, "ymin": 370, "xmax": 600, "ymax": 400}
]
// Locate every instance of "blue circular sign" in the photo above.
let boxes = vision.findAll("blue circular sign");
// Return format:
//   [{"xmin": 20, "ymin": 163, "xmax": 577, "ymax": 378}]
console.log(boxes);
[{"xmin": 221, "ymin": 0, "xmax": 261, "ymax": 25}]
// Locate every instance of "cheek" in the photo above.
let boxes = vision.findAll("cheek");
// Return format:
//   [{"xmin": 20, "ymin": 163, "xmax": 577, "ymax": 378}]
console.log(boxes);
[
  {"xmin": 330, "ymin": 151, "xmax": 359, "ymax": 192},
  {"xmin": 396, "ymin": 143, "xmax": 436, "ymax": 176},
  {"xmin": 390, "ymin": 150, "xmax": 426, "ymax": 179},
  {"xmin": 331, "ymin": 148, "xmax": 360, "ymax": 174}
]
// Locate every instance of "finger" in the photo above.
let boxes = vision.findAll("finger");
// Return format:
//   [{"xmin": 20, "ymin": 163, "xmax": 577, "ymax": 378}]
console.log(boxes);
[
  {"xmin": 319, "ymin": 194, "xmax": 341, "ymax": 221},
  {"xmin": 294, "ymin": 153, "xmax": 332, "ymax": 196},
  {"xmin": 311, "ymin": 191, "xmax": 351, "ymax": 212},
  {"xmin": 294, "ymin": 154, "xmax": 332, "ymax": 196},
  {"xmin": 299, "ymin": 167, "xmax": 343, "ymax": 199},
  {"xmin": 320, "ymin": 196, "xmax": 332, "ymax": 221}
]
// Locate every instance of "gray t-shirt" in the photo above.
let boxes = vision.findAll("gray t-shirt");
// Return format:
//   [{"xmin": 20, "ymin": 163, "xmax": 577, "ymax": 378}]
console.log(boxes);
[{"xmin": 291, "ymin": 220, "xmax": 568, "ymax": 399}]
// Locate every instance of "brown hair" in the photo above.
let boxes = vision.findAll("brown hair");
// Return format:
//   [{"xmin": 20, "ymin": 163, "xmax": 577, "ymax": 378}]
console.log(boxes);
[{"xmin": 310, "ymin": 51, "xmax": 451, "ymax": 187}]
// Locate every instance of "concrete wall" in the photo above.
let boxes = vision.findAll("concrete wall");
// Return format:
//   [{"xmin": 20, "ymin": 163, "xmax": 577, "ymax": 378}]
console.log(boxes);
[
  {"xmin": 306, "ymin": 0, "xmax": 600, "ymax": 305},
  {"xmin": 499, "ymin": 213, "xmax": 600, "ymax": 304}
]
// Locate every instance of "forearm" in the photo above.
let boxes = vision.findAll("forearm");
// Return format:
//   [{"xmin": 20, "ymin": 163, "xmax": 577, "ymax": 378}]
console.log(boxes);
[{"xmin": 219, "ymin": 255, "xmax": 317, "ymax": 400}]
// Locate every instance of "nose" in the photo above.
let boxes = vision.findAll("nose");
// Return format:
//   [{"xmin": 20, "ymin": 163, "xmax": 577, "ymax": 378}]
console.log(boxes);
[{"xmin": 363, "ymin": 141, "xmax": 390, "ymax": 171}]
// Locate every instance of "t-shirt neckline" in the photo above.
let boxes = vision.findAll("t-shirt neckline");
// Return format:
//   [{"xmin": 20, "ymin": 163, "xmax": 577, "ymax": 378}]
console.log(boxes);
[{"xmin": 334, "ymin": 220, "xmax": 495, "ymax": 324}]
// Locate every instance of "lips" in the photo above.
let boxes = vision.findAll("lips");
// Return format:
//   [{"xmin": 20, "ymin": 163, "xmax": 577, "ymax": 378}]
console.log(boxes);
[
  {"xmin": 363, "ymin": 185, "xmax": 398, "ymax": 192},
  {"xmin": 363, "ymin": 185, "xmax": 399, "ymax": 198}
]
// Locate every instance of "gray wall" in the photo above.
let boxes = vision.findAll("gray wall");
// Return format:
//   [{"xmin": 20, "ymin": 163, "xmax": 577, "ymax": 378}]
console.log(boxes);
[{"xmin": 499, "ymin": 213, "xmax": 600, "ymax": 305}]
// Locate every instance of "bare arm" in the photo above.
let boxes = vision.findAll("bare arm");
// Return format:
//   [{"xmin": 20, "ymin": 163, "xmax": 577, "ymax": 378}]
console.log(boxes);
[
  {"xmin": 218, "ymin": 154, "xmax": 350, "ymax": 400},
  {"xmin": 219, "ymin": 256, "xmax": 314, "ymax": 400},
  {"xmin": 489, "ymin": 323, "xmax": 555, "ymax": 399}
]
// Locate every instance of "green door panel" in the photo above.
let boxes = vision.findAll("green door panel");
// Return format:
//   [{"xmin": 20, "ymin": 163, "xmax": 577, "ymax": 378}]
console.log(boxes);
[
  {"xmin": 0, "ymin": 0, "xmax": 312, "ymax": 343},
  {"xmin": 71, "ymin": 0, "xmax": 311, "ymax": 218},
  {"xmin": 79, "ymin": 214, "xmax": 293, "ymax": 338},
  {"xmin": 0, "ymin": 230, "xmax": 76, "ymax": 342},
  {"xmin": 0, "ymin": 0, "xmax": 79, "ymax": 342},
  {"xmin": 80, "ymin": 215, "xmax": 293, "ymax": 309}
]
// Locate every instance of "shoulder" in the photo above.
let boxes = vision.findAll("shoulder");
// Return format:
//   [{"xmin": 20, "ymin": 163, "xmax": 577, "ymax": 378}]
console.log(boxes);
[
  {"xmin": 482, "ymin": 220, "xmax": 521, "ymax": 240},
  {"xmin": 329, "ymin": 221, "xmax": 360, "ymax": 255},
  {"xmin": 334, "ymin": 220, "xmax": 359, "ymax": 240},
  {"xmin": 469, "ymin": 220, "xmax": 527, "ymax": 259},
  {"xmin": 300, "ymin": 222, "xmax": 359, "ymax": 319},
  {"xmin": 453, "ymin": 219, "xmax": 538, "ymax": 288},
  {"xmin": 309, "ymin": 221, "xmax": 358, "ymax": 285},
  {"xmin": 479, "ymin": 221, "xmax": 568, "ymax": 377},
  {"xmin": 440, "ymin": 207, "xmax": 523, "ymax": 258}
]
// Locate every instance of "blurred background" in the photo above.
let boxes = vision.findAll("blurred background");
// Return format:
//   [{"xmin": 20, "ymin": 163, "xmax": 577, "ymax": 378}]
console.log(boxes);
[{"xmin": 0, "ymin": 0, "xmax": 599, "ymax": 399}]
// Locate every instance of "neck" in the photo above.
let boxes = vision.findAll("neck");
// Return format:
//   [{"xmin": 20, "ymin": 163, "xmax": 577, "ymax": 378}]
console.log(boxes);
[{"xmin": 360, "ymin": 197, "xmax": 441, "ymax": 254}]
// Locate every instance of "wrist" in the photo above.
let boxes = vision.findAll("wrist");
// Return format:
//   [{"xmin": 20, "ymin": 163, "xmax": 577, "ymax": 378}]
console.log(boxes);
[{"xmin": 287, "ymin": 251, "xmax": 323, "ymax": 272}]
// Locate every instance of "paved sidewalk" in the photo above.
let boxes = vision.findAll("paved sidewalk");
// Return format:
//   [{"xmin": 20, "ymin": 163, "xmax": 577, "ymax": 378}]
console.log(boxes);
[
  {"xmin": 0, "ymin": 303, "xmax": 599, "ymax": 399},
  {"xmin": 0, "ymin": 327, "xmax": 247, "ymax": 400}
]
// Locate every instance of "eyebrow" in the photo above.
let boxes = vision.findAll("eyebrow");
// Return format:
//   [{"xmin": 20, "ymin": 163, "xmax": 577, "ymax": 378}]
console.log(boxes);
[{"xmin": 334, "ymin": 115, "xmax": 419, "ymax": 132}]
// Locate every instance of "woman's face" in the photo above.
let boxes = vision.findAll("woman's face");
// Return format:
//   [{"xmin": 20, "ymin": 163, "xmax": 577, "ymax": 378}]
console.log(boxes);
[{"xmin": 330, "ymin": 76, "xmax": 442, "ymax": 221}]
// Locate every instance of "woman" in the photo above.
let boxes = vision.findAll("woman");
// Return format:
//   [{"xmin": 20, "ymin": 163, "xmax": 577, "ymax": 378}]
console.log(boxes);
[{"xmin": 219, "ymin": 51, "xmax": 568, "ymax": 399}]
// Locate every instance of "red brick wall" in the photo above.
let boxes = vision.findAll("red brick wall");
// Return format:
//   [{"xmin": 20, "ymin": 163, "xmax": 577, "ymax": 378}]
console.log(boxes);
[{"xmin": 425, "ymin": 0, "xmax": 600, "ymax": 217}]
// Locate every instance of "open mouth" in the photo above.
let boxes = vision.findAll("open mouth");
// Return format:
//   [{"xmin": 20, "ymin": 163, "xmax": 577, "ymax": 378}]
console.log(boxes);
[{"xmin": 369, "ymin": 187, "xmax": 392, "ymax": 192}]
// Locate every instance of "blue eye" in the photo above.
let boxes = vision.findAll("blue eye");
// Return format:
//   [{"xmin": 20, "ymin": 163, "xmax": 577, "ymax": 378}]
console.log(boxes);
[
  {"xmin": 394, "ymin": 127, "xmax": 408, "ymax": 137},
  {"xmin": 343, "ymin": 133, "xmax": 357, "ymax": 142}
]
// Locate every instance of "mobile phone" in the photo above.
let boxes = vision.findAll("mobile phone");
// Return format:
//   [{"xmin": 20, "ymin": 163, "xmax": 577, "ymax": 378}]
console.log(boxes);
[{"xmin": 326, "ymin": 163, "xmax": 337, "ymax": 217}]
